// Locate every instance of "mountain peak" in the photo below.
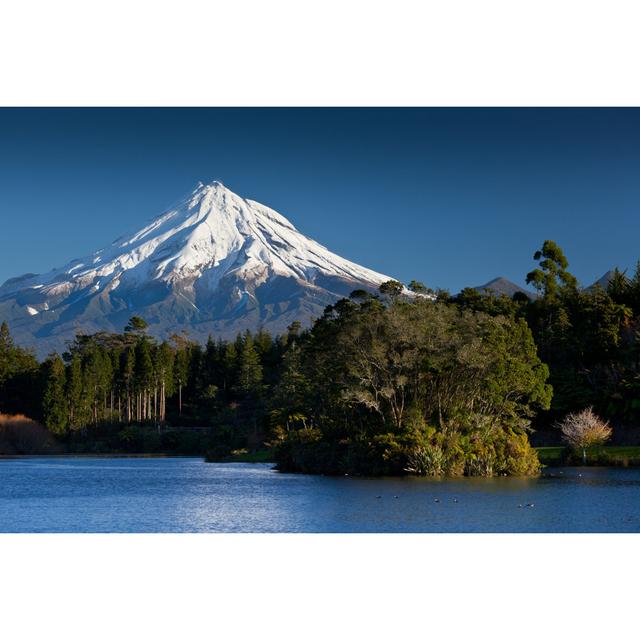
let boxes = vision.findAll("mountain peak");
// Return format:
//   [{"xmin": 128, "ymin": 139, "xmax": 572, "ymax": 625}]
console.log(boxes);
[
  {"xmin": 587, "ymin": 270, "xmax": 616, "ymax": 291},
  {"xmin": 471, "ymin": 276, "xmax": 534, "ymax": 299},
  {"xmin": 197, "ymin": 179, "xmax": 226, "ymax": 191}
]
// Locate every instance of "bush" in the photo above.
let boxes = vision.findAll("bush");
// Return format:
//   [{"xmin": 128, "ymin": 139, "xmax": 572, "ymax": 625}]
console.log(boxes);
[
  {"xmin": 274, "ymin": 423, "xmax": 541, "ymax": 477},
  {"xmin": 0, "ymin": 413, "xmax": 61, "ymax": 454},
  {"xmin": 556, "ymin": 407, "xmax": 612, "ymax": 463},
  {"xmin": 404, "ymin": 443, "xmax": 447, "ymax": 476}
]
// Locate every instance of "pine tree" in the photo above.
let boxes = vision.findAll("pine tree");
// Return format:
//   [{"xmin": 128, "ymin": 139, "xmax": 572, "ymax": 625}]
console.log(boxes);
[
  {"xmin": 135, "ymin": 339, "xmax": 153, "ymax": 422},
  {"xmin": 222, "ymin": 341, "xmax": 237, "ymax": 393},
  {"xmin": 125, "ymin": 316, "xmax": 149, "ymax": 335},
  {"xmin": 155, "ymin": 341, "xmax": 174, "ymax": 424},
  {"xmin": 628, "ymin": 260, "xmax": 640, "ymax": 315},
  {"xmin": 42, "ymin": 354, "xmax": 68, "ymax": 434},
  {"xmin": 120, "ymin": 346, "xmax": 136, "ymax": 423},
  {"xmin": 66, "ymin": 354, "xmax": 84, "ymax": 430},
  {"xmin": 271, "ymin": 342, "xmax": 309, "ymax": 431},
  {"xmin": 236, "ymin": 333, "xmax": 263, "ymax": 397},
  {"xmin": 0, "ymin": 321, "xmax": 14, "ymax": 386},
  {"xmin": 173, "ymin": 345, "xmax": 190, "ymax": 417},
  {"xmin": 253, "ymin": 329, "xmax": 273, "ymax": 359}
]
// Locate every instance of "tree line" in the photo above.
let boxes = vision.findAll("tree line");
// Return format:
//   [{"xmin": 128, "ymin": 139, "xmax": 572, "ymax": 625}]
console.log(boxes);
[
  {"xmin": 1, "ymin": 239, "xmax": 639, "ymax": 474},
  {"xmin": 455, "ymin": 241, "xmax": 640, "ymax": 427}
]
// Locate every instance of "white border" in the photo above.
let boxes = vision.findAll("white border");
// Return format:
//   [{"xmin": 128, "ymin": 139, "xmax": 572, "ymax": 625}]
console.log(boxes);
[
  {"xmin": 1, "ymin": 1, "xmax": 640, "ymax": 106},
  {"xmin": 1, "ymin": 533, "xmax": 637, "ymax": 639}
]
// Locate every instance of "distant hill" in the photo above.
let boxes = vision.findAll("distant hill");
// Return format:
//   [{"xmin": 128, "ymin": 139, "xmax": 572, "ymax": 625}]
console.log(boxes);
[
  {"xmin": 472, "ymin": 277, "xmax": 535, "ymax": 299},
  {"xmin": 587, "ymin": 270, "xmax": 616, "ymax": 291}
]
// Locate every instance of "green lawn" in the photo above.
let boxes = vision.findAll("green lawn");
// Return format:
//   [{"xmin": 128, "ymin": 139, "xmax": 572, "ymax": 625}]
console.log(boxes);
[
  {"xmin": 535, "ymin": 447, "xmax": 565, "ymax": 464},
  {"xmin": 536, "ymin": 446, "xmax": 640, "ymax": 466}
]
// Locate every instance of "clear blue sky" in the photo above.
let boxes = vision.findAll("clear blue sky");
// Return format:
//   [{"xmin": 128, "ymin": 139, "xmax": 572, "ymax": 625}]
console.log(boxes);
[{"xmin": 0, "ymin": 108, "xmax": 639, "ymax": 292}]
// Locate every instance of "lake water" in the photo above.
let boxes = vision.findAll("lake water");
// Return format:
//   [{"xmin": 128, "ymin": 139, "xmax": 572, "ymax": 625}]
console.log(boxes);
[{"xmin": 0, "ymin": 457, "xmax": 638, "ymax": 532}]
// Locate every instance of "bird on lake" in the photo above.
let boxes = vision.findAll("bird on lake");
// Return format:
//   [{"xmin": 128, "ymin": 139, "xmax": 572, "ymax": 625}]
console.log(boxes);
[
  {"xmin": 453, "ymin": 498, "xmax": 458, "ymax": 503},
  {"xmin": 434, "ymin": 498, "xmax": 440, "ymax": 503},
  {"xmin": 375, "ymin": 496, "xmax": 382, "ymax": 499}
]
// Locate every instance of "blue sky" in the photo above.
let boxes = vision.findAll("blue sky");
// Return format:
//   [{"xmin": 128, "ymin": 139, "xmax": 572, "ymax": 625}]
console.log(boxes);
[{"xmin": 0, "ymin": 108, "xmax": 639, "ymax": 292}]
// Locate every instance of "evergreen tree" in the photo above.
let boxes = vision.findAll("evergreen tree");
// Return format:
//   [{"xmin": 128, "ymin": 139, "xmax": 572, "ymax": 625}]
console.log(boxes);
[
  {"xmin": 270, "ymin": 342, "xmax": 309, "ymax": 431},
  {"xmin": 173, "ymin": 343, "xmax": 190, "ymax": 417},
  {"xmin": 42, "ymin": 354, "xmax": 68, "ymax": 434},
  {"xmin": 120, "ymin": 346, "xmax": 136, "ymax": 423},
  {"xmin": 66, "ymin": 354, "xmax": 84, "ymax": 430},
  {"xmin": 135, "ymin": 338, "xmax": 154, "ymax": 421},
  {"xmin": 155, "ymin": 341, "xmax": 175, "ymax": 423},
  {"xmin": 0, "ymin": 321, "xmax": 40, "ymax": 416},
  {"xmin": 221, "ymin": 341, "xmax": 238, "ymax": 392},
  {"xmin": 253, "ymin": 329, "xmax": 274, "ymax": 359},
  {"xmin": 0, "ymin": 321, "xmax": 14, "ymax": 386},
  {"xmin": 236, "ymin": 333, "xmax": 263, "ymax": 397},
  {"xmin": 125, "ymin": 316, "xmax": 149, "ymax": 335}
]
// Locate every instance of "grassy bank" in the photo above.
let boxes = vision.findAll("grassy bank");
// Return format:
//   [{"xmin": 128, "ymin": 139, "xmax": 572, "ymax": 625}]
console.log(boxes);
[{"xmin": 536, "ymin": 446, "xmax": 640, "ymax": 467}]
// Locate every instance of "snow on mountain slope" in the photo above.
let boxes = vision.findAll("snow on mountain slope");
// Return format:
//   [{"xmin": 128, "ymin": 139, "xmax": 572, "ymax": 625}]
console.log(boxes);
[{"xmin": 0, "ymin": 181, "xmax": 397, "ymax": 356}]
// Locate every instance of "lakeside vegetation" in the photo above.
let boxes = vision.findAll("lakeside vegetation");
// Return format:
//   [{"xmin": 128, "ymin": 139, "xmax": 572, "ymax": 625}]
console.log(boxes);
[
  {"xmin": 536, "ymin": 446, "xmax": 640, "ymax": 467},
  {"xmin": 1, "ymin": 240, "xmax": 640, "ymax": 475}
]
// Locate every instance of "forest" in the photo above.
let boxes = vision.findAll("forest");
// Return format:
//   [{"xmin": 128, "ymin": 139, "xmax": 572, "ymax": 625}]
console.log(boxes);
[{"xmin": 1, "ymin": 240, "xmax": 639, "ymax": 476}]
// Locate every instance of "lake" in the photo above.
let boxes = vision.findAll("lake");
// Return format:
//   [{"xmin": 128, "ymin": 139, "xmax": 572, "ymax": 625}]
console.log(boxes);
[{"xmin": 0, "ymin": 457, "xmax": 638, "ymax": 532}]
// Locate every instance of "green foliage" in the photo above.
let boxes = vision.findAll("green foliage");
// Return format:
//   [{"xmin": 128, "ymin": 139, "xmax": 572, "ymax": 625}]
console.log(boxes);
[
  {"xmin": 42, "ymin": 354, "xmax": 68, "ymax": 434},
  {"xmin": 408, "ymin": 280, "xmax": 435, "ymax": 297},
  {"xmin": 0, "ymin": 321, "xmax": 40, "ymax": 418},
  {"xmin": 235, "ymin": 333, "xmax": 263, "ymax": 397},
  {"xmin": 379, "ymin": 280, "xmax": 404, "ymax": 299},
  {"xmin": 526, "ymin": 240, "xmax": 577, "ymax": 300},
  {"xmin": 125, "ymin": 316, "xmax": 149, "ymax": 334},
  {"xmin": 519, "ymin": 242, "xmax": 640, "ymax": 423},
  {"xmin": 455, "ymin": 287, "xmax": 526, "ymax": 317},
  {"xmin": 405, "ymin": 443, "xmax": 446, "ymax": 476},
  {"xmin": 274, "ymin": 295, "xmax": 549, "ymax": 476}
]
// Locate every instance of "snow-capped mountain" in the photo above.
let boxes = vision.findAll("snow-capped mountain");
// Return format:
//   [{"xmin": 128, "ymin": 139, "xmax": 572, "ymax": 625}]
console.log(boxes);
[{"xmin": 0, "ymin": 181, "xmax": 396, "ymax": 356}]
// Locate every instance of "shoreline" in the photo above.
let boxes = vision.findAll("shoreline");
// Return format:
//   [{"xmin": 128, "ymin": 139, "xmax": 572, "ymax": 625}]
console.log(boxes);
[
  {"xmin": 2, "ymin": 451, "xmax": 640, "ymax": 473},
  {"xmin": 0, "ymin": 453, "xmax": 203, "ymax": 459}
]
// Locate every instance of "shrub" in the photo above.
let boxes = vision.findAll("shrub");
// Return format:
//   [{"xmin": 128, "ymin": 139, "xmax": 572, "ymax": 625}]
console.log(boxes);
[
  {"xmin": 0, "ymin": 413, "xmax": 61, "ymax": 454},
  {"xmin": 404, "ymin": 444, "xmax": 446, "ymax": 476},
  {"xmin": 556, "ymin": 407, "xmax": 612, "ymax": 463}
]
